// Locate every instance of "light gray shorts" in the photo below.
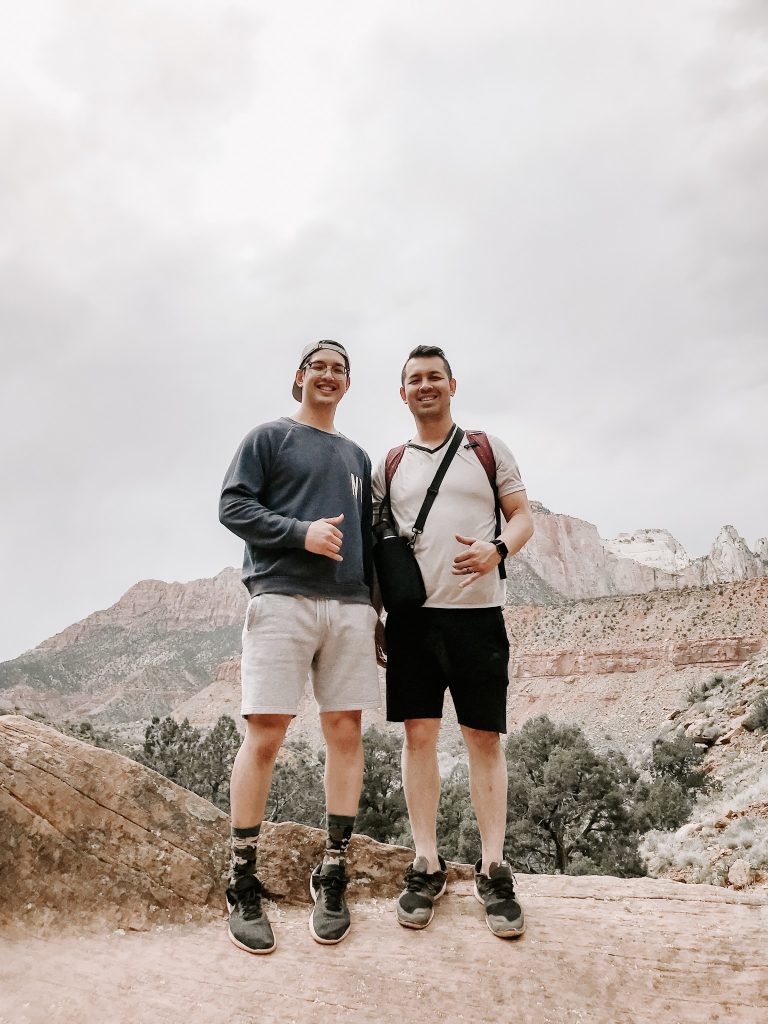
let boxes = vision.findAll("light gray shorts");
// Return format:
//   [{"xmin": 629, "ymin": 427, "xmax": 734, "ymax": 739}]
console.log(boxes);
[{"xmin": 240, "ymin": 593, "xmax": 381, "ymax": 716}]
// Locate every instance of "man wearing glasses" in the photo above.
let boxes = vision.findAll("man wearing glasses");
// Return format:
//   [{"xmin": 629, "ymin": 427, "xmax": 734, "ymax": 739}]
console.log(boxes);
[{"xmin": 219, "ymin": 340, "xmax": 379, "ymax": 954}]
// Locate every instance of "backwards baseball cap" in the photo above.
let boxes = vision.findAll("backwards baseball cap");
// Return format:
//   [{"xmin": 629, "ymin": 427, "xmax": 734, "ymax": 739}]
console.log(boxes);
[{"xmin": 292, "ymin": 340, "xmax": 350, "ymax": 402}]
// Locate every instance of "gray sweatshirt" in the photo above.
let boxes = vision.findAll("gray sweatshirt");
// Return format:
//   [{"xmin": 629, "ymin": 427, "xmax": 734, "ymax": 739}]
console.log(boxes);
[{"xmin": 219, "ymin": 417, "xmax": 372, "ymax": 603}]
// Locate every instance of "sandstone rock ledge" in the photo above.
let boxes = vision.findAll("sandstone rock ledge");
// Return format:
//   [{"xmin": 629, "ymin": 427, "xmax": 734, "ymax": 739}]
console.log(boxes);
[
  {"xmin": 1, "ymin": 874, "xmax": 764, "ymax": 1024},
  {"xmin": 0, "ymin": 714, "xmax": 230, "ymax": 930},
  {"xmin": 1, "ymin": 716, "xmax": 766, "ymax": 1024}
]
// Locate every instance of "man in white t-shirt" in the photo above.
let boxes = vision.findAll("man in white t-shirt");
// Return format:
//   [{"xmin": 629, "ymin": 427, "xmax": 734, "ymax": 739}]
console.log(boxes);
[{"xmin": 372, "ymin": 345, "xmax": 534, "ymax": 938}]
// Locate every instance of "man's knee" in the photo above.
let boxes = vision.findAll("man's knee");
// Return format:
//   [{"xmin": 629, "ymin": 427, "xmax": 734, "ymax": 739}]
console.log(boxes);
[
  {"xmin": 243, "ymin": 715, "xmax": 291, "ymax": 766},
  {"xmin": 404, "ymin": 718, "xmax": 441, "ymax": 753},
  {"xmin": 462, "ymin": 726, "xmax": 502, "ymax": 756},
  {"xmin": 321, "ymin": 710, "xmax": 362, "ymax": 754}
]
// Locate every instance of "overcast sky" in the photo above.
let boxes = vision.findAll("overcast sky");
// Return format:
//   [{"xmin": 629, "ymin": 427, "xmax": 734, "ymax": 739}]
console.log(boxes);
[{"xmin": 1, "ymin": 1, "xmax": 766, "ymax": 663}]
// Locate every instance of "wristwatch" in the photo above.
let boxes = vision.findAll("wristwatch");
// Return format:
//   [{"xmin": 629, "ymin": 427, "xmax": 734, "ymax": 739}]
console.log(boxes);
[{"xmin": 493, "ymin": 538, "xmax": 508, "ymax": 560}]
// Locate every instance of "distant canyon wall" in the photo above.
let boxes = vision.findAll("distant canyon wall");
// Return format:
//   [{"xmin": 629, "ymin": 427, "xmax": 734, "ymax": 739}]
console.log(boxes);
[{"xmin": 518, "ymin": 504, "xmax": 768, "ymax": 602}]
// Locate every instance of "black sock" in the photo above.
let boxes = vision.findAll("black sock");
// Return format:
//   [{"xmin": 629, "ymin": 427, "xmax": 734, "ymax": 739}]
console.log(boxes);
[
  {"xmin": 230, "ymin": 823, "xmax": 261, "ymax": 882},
  {"xmin": 323, "ymin": 814, "xmax": 355, "ymax": 867}
]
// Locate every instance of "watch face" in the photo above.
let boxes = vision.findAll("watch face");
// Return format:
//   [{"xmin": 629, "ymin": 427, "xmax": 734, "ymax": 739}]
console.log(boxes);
[{"xmin": 495, "ymin": 540, "xmax": 508, "ymax": 559}]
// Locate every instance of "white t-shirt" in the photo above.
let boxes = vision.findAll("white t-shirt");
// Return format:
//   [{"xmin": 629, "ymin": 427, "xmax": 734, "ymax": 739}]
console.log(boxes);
[{"xmin": 372, "ymin": 429, "xmax": 525, "ymax": 608}]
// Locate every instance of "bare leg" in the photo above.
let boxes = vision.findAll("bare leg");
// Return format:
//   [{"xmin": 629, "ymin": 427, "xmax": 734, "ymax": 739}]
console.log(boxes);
[
  {"xmin": 320, "ymin": 710, "xmax": 364, "ymax": 815},
  {"xmin": 402, "ymin": 718, "xmax": 442, "ymax": 872},
  {"xmin": 229, "ymin": 714, "xmax": 292, "ymax": 827},
  {"xmin": 462, "ymin": 725, "xmax": 507, "ymax": 872}
]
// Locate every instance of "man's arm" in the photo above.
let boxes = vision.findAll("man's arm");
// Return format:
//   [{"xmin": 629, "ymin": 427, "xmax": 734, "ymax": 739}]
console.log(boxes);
[
  {"xmin": 219, "ymin": 431, "xmax": 345, "ymax": 560},
  {"xmin": 497, "ymin": 490, "xmax": 535, "ymax": 555},
  {"xmin": 452, "ymin": 490, "xmax": 534, "ymax": 588}
]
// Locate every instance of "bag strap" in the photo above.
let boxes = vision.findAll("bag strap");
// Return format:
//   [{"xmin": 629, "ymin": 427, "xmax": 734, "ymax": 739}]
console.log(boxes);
[
  {"xmin": 465, "ymin": 430, "xmax": 505, "ymax": 580},
  {"xmin": 384, "ymin": 445, "xmax": 407, "ymax": 490},
  {"xmin": 409, "ymin": 427, "xmax": 465, "ymax": 546},
  {"xmin": 465, "ymin": 431, "xmax": 495, "ymax": 489}
]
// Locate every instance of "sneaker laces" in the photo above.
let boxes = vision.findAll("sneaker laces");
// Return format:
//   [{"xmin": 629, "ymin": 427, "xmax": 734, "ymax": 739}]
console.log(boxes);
[
  {"xmin": 487, "ymin": 874, "xmax": 517, "ymax": 903},
  {"xmin": 403, "ymin": 865, "xmax": 431, "ymax": 892},
  {"xmin": 230, "ymin": 874, "xmax": 265, "ymax": 921},
  {"xmin": 316, "ymin": 871, "xmax": 347, "ymax": 913}
]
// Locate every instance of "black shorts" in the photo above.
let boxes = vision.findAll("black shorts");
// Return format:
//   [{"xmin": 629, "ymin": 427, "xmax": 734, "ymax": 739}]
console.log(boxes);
[{"xmin": 385, "ymin": 606, "xmax": 510, "ymax": 733}]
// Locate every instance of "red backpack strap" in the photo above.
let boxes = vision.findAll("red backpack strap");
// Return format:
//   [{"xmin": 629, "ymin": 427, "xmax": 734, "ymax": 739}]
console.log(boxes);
[
  {"xmin": 384, "ymin": 445, "xmax": 407, "ymax": 492},
  {"xmin": 465, "ymin": 431, "xmax": 506, "ymax": 580},
  {"xmin": 465, "ymin": 431, "xmax": 496, "ymax": 490}
]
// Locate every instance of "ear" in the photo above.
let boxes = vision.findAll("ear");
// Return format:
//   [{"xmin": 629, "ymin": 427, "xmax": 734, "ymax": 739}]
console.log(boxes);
[
  {"xmin": 400, "ymin": 385, "xmax": 407, "ymax": 404},
  {"xmin": 295, "ymin": 369, "xmax": 304, "ymax": 392},
  {"xmin": 449, "ymin": 377, "xmax": 456, "ymax": 396},
  {"xmin": 344, "ymin": 375, "xmax": 351, "ymax": 393}
]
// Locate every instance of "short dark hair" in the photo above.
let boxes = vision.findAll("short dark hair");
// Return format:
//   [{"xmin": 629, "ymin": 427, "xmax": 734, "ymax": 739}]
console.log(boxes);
[{"xmin": 400, "ymin": 345, "xmax": 453, "ymax": 385}]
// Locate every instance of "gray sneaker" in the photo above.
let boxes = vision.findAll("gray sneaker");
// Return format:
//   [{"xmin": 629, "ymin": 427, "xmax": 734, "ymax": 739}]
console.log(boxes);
[
  {"xmin": 473, "ymin": 860, "xmax": 525, "ymax": 938},
  {"xmin": 309, "ymin": 862, "xmax": 351, "ymax": 944},
  {"xmin": 396, "ymin": 856, "xmax": 448, "ymax": 929},
  {"xmin": 226, "ymin": 873, "xmax": 276, "ymax": 954}
]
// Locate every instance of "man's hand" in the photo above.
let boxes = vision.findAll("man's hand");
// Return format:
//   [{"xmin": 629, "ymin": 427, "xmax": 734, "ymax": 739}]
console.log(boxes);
[
  {"xmin": 305, "ymin": 514, "xmax": 344, "ymax": 561},
  {"xmin": 451, "ymin": 534, "xmax": 501, "ymax": 589}
]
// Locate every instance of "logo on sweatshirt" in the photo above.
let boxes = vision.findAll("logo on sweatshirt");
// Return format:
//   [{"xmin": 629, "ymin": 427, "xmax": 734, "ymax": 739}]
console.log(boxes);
[{"xmin": 350, "ymin": 473, "xmax": 362, "ymax": 504}]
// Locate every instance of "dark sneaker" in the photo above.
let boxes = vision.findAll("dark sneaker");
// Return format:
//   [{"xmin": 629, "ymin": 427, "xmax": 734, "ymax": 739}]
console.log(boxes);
[
  {"xmin": 396, "ymin": 856, "xmax": 448, "ymax": 929},
  {"xmin": 473, "ymin": 860, "xmax": 525, "ymax": 938},
  {"xmin": 225, "ymin": 873, "xmax": 276, "ymax": 954},
  {"xmin": 309, "ymin": 862, "xmax": 351, "ymax": 944}
]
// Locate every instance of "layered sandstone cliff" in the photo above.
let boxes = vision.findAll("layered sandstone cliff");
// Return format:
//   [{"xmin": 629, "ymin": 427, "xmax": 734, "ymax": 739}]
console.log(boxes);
[
  {"xmin": 503, "ymin": 578, "xmax": 768, "ymax": 747},
  {"xmin": 37, "ymin": 568, "xmax": 246, "ymax": 653},
  {"xmin": 520, "ymin": 504, "xmax": 768, "ymax": 600},
  {"xmin": 0, "ymin": 570, "xmax": 247, "ymax": 723}
]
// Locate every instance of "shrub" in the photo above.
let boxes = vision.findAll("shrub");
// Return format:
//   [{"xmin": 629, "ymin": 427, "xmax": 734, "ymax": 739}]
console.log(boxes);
[
  {"xmin": 357, "ymin": 727, "xmax": 410, "ymax": 845},
  {"xmin": 647, "ymin": 734, "xmax": 713, "ymax": 794},
  {"xmin": 743, "ymin": 693, "xmax": 768, "ymax": 732},
  {"xmin": 61, "ymin": 719, "xmax": 123, "ymax": 751}
]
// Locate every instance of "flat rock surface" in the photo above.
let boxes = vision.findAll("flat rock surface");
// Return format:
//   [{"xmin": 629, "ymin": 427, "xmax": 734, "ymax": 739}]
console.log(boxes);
[{"xmin": 2, "ymin": 875, "xmax": 765, "ymax": 1024}]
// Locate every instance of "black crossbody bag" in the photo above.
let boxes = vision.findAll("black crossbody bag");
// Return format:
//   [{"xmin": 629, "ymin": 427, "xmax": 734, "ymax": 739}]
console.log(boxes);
[{"xmin": 373, "ymin": 427, "xmax": 465, "ymax": 612}]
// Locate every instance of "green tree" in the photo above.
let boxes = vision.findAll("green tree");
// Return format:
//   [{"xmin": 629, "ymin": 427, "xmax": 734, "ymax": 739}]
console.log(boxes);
[
  {"xmin": 436, "ymin": 763, "xmax": 475, "ymax": 862},
  {"xmin": 647, "ymin": 734, "xmax": 710, "ymax": 793},
  {"xmin": 137, "ymin": 716, "xmax": 326, "ymax": 822},
  {"xmin": 505, "ymin": 716, "xmax": 644, "ymax": 876},
  {"xmin": 632, "ymin": 776, "xmax": 693, "ymax": 832},
  {"xmin": 196, "ymin": 715, "xmax": 242, "ymax": 810},
  {"xmin": 267, "ymin": 741, "xmax": 326, "ymax": 827},
  {"xmin": 137, "ymin": 716, "xmax": 203, "ymax": 793},
  {"xmin": 357, "ymin": 727, "xmax": 410, "ymax": 844},
  {"xmin": 632, "ymin": 733, "xmax": 715, "ymax": 832}
]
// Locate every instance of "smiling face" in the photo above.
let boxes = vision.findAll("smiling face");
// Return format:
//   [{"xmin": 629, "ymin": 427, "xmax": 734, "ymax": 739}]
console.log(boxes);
[
  {"xmin": 295, "ymin": 346, "xmax": 350, "ymax": 409},
  {"xmin": 400, "ymin": 355, "xmax": 456, "ymax": 421}
]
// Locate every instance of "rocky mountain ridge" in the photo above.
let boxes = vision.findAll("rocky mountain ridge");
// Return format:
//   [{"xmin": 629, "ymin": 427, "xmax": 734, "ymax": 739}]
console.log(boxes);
[
  {"xmin": 1, "ymin": 508, "xmax": 766, "ymax": 741},
  {"xmin": 36, "ymin": 569, "xmax": 245, "ymax": 653},
  {"xmin": 520, "ymin": 504, "xmax": 768, "ymax": 603}
]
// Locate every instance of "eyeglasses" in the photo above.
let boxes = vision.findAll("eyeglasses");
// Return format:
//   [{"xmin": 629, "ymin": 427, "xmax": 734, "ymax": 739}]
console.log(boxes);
[{"xmin": 303, "ymin": 360, "xmax": 349, "ymax": 377}]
